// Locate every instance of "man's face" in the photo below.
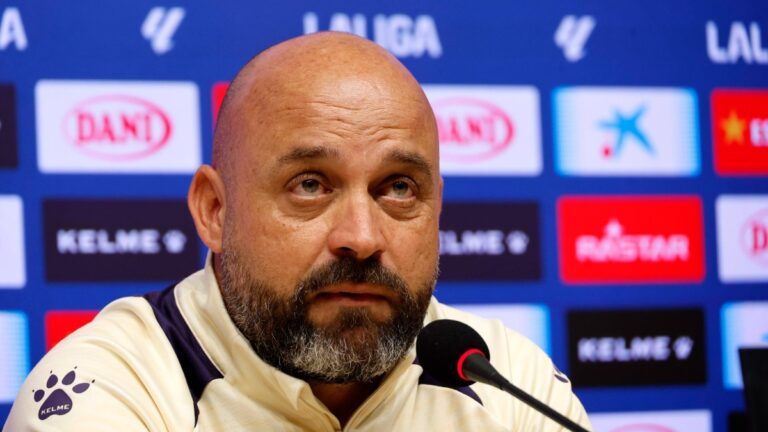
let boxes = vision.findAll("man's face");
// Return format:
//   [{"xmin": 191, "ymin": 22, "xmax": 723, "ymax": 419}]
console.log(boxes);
[{"xmin": 218, "ymin": 73, "xmax": 442, "ymax": 383}]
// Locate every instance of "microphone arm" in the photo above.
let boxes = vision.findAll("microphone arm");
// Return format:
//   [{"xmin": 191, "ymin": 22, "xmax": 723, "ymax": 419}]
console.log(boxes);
[{"xmin": 462, "ymin": 353, "xmax": 591, "ymax": 432}]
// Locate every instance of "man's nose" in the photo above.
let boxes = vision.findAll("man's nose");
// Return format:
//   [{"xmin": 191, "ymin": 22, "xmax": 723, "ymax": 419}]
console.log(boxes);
[{"xmin": 327, "ymin": 193, "xmax": 386, "ymax": 261}]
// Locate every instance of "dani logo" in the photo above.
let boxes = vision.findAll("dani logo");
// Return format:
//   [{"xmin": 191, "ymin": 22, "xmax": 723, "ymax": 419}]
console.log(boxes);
[
  {"xmin": 712, "ymin": 89, "xmax": 768, "ymax": 175},
  {"xmin": 553, "ymin": 87, "xmax": 699, "ymax": 176},
  {"xmin": 423, "ymin": 85, "xmax": 541, "ymax": 176},
  {"xmin": 35, "ymin": 80, "xmax": 200, "ymax": 173},
  {"xmin": 742, "ymin": 210, "xmax": 768, "ymax": 263},
  {"xmin": 63, "ymin": 95, "xmax": 171, "ymax": 161},
  {"xmin": 716, "ymin": 195, "xmax": 768, "ymax": 282},
  {"xmin": 558, "ymin": 196, "xmax": 704, "ymax": 284},
  {"xmin": 432, "ymin": 97, "xmax": 513, "ymax": 162}
]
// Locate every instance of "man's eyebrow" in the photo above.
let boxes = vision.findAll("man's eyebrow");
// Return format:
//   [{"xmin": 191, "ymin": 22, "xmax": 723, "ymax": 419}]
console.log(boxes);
[
  {"xmin": 383, "ymin": 149, "xmax": 434, "ymax": 180},
  {"xmin": 276, "ymin": 146, "xmax": 341, "ymax": 165}
]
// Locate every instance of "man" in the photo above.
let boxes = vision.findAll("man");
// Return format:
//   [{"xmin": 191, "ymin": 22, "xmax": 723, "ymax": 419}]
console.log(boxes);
[{"xmin": 4, "ymin": 32, "xmax": 591, "ymax": 431}]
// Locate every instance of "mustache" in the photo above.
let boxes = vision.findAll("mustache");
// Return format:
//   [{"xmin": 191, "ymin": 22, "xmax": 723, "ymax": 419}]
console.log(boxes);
[{"xmin": 295, "ymin": 256, "xmax": 410, "ymax": 300}]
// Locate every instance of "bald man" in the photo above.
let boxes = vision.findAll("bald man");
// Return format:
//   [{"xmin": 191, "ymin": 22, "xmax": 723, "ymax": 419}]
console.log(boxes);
[{"xmin": 4, "ymin": 33, "xmax": 591, "ymax": 431}]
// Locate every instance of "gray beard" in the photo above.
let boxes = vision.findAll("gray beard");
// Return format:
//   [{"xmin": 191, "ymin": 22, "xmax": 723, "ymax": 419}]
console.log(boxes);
[{"xmin": 218, "ymin": 247, "xmax": 435, "ymax": 384}]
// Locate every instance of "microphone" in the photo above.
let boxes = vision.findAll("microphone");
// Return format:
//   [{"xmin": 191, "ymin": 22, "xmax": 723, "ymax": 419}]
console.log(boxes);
[{"xmin": 416, "ymin": 319, "xmax": 591, "ymax": 432}]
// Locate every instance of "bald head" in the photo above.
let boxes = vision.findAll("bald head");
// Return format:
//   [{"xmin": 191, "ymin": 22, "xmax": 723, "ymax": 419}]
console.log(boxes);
[{"xmin": 213, "ymin": 32, "xmax": 437, "ymax": 184}]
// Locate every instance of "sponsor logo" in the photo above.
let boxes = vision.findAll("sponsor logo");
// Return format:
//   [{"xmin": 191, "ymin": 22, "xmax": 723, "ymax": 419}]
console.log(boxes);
[
  {"xmin": 706, "ymin": 21, "xmax": 768, "ymax": 65},
  {"xmin": 568, "ymin": 309, "xmax": 706, "ymax": 387},
  {"xmin": 43, "ymin": 199, "xmax": 198, "ymax": 281},
  {"xmin": 424, "ymin": 85, "xmax": 541, "ymax": 175},
  {"xmin": 711, "ymin": 89, "xmax": 768, "ymax": 175},
  {"xmin": 45, "ymin": 311, "xmax": 99, "ymax": 351},
  {"xmin": 62, "ymin": 95, "xmax": 171, "ymax": 161},
  {"xmin": 716, "ymin": 195, "xmax": 768, "ymax": 282},
  {"xmin": 35, "ymin": 80, "xmax": 200, "ymax": 173},
  {"xmin": 33, "ymin": 368, "xmax": 93, "ymax": 420},
  {"xmin": 141, "ymin": 7, "xmax": 185, "ymax": 55},
  {"xmin": 212, "ymin": 82, "xmax": 229, "ymax": 125},
  {"xmin": 721, "ymin": 302, "xmax": 768, "ymax": 388},
  {"xmin": 553, "ymin": 87, "xmax": 700, "ymax": 176},
  {"xmin": 0, "ymin": 7, "xmax": 27, "ymax": 51},
  {"xmin": 590, "ymin": 410, "xmax": 712, "ymax": 432},
  {"xmin": 0, "ymin": 311, "xmax": 28, "ymax": 403},
  {"xmin": 303, "ymin": 12, "xmax": 442, "ymax": 58},
  {"xmin": 558, "ymin": 196, "xmax": 704, "ymax": 284},
  {"xmin": 0, "ymin": 195, "xmax": 25, "ymax": 288},
  {"xmin": 554, "ymin": 15, "xmax": 595, "ymax": 62},
  {"xmin": 451, "ymin": 304, "xmax": 550, "ymax": 354},
  {"xmin": 439, "ymin": 202, "xmax": 540, "ymax": 281},
  {"xmin": 0, "ymin": 84, "xmax": 18, "ymax": 168}
]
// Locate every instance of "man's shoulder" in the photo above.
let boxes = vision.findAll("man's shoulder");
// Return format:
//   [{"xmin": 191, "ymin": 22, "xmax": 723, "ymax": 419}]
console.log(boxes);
[{"xmin": 3, "ymin": 286, "xmax": 197, "ymax": 431}]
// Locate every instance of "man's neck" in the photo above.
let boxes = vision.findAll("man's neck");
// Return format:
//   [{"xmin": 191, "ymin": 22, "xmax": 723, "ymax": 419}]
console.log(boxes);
[{"xmin": 309, "ymin": 380, "xmax": 381, "ymax": 427}]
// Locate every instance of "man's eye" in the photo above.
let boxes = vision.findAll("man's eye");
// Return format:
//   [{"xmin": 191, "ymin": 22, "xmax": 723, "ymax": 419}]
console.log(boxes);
[
  {"xmin": 301, "ymin": 179, "xmax": 321, "ymax": 194},
  {"xmin": 290, "ymin": 177, "xmax": 328, "ymax": 197},
  {"xmin": 385, "ymin": 179, "xmax": 415, "ymax": 198}
]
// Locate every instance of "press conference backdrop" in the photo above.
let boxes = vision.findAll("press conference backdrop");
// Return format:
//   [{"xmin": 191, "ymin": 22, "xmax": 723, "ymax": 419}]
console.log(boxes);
[{"xmin": 1, "ymin": 1, "xmax": 767, "ymax": 430}]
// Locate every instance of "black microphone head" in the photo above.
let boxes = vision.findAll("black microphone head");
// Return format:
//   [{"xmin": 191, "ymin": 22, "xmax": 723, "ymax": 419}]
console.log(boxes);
[{"xmin": 416, "ymin": 319, "xmax": 490, "ymax": 387}]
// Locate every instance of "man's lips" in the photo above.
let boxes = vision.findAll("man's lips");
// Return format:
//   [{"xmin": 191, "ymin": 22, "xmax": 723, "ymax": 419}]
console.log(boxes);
[{"xmin": 309, "ymin": 284, "xmax": 393, "ymax": 305}]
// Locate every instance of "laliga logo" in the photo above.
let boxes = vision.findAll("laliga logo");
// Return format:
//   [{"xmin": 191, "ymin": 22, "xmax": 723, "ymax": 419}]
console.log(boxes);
[
  {"xmin": 62, "ymin": 95, "xmax": 172, "ymax": 161},
  {"xmin": 432, "ymin": 98, "xmax": 514, "ymax": 162},
  {"xmin": 742, "ymin": 209, "xmax": 768, "ymax": 264}
]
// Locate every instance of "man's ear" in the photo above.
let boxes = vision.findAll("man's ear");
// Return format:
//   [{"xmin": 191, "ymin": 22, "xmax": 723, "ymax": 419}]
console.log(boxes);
[{"xmin": 188, "ymin": 165, "xmax": 226, "ymax": 253}]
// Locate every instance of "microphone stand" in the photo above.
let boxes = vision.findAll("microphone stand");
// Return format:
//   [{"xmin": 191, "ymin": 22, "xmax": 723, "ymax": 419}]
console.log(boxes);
[{"xmin": 463, "ymin": 354, "xmax": 591, "ymax": 432}]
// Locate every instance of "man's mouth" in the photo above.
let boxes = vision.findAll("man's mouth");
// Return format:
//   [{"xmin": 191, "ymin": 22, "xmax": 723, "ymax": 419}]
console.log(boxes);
[{"xmin": 311, "ymin": 284, "xmax": 392, "ymax": 306}]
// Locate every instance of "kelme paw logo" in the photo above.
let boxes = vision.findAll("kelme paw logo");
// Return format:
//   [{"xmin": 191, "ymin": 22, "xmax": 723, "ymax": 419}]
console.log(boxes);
[{"xmin": 33, "ymin": 367, "xmax": 94, "ymax": 420}]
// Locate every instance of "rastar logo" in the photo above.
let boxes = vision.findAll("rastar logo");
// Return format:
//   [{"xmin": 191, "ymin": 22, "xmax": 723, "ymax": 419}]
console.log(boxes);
[
  {"xmin": 432, "ymin": 98, "xmax": 514, "ymax": 163},
  {"xmin": 303, "ymin": 12, "xmax": 442, "ymax": 58},
  {"xmin": 62, "ymin": 95, "xmax": 171, "ymax": 161},
  {"xmin": 576, "ymin": 219, "xmax": 689, "ymax": 263},
  {"xmin": 706, "ymin": 21, "xmax": 768, "ymax": 65},
  {"xmin": 712, "ymin": 90, "xmax": 768, "ymax": 175},
  {"xmin": 558, "ymin": 196, "xmax": 704, "ymax": 284}
]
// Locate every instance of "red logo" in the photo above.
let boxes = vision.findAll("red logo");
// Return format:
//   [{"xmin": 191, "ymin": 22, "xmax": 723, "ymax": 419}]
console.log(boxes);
[
  {"xmin": 742, "ymin": 209, "xmax": 768, "ymax": 265},
  {"xmin": 45, "ymin": 311, "xmax": 98, "ymax": 351},
  {"xmin": 712, "ymin": 89, "xmax": 768, "ymax": 175},
  {"xmin": 63, "ymin": 95, "xmax": 172, "ymax": 161},
  {"xmin": 558, "ymin": 196, "xmax": 705, "ymax": 284},
  {"xmin": 211, "ymin": 82, "xmax": 229, "ymax": 126},
  {"xmin": 432, "ymin": 97, "xmax": 514, "ymax": 162}
]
